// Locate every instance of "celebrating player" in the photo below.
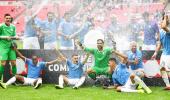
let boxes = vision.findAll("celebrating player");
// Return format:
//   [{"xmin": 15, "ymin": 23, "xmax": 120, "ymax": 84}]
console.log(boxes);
[
  {"xmin": 127, "ymin": 41, "xmax": 144, "ymax": 78},
  {"xmin": 108, "ymin": 54, "xmax": 152, "ymax": 94},
  {"xmin": 142, "ymin": 12, "xmax": 159, "ymax": 50},
  {"xmin": 55, "ymin": 50, "xmax": 89, "ymax": 89},
  {"xmin": 0, "ymin": 13, "xmax": 20, "ymax": 81},
  {"xmin": 0, "ymin": 48, "xmax": 61, "ymax": 89},
  {"xmin": 76, "ymin": 39, "xmax": 123, "ymax": 80},
  {"xmin": 151, "ymin": 15, "xmax": 170, "ymax": 90}
]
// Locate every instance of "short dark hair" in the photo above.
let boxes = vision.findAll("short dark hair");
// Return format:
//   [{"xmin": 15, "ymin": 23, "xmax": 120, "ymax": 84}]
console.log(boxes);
[
  {"xmin": 97, "ymin": 39, "xmax": 104, "ymax": 43},
  {"xmin": 72, "ymin": 53, "xmax": 78, "ymax": 57},
  {"xmin": 109, "ymin": 58, "xmax": 117, "ymax": 63},
  {"xmin": 4, "ymin": 13, "xmax": 11, "ymax": 18}
]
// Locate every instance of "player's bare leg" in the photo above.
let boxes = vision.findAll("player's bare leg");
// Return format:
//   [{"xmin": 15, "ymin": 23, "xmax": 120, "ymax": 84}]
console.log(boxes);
[
  {"xmin": 73, "ymin": 76, "xmax": 86, "ymax": 89},
  {"xmin": 0, "ymin": 75, "xmax": 24, "ymax": 89},
  {"xmin": 160, "ymin": 67, "xmax": 170, "ymax": 90},
  {"xmin": 131, "ymin": 74, "xmax": 152, "ymax": 94},
  {"xmin": 116, "ymin": 86, "xmax": 144, "ymax": 93},
  {"xmin": 55, "ymin": 75, "xmax": 68, "ymax": 89},
  {"xmin": 85, "ymin": 68, "xmax": 97, "ymax": 82},
  {"xmin": 34, "ymin": 78, "xmax": 42, "ymax": 89}
]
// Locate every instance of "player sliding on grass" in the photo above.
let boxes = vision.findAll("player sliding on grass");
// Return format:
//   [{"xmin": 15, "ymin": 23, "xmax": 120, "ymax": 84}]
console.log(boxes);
[
  {"xmin": 76, "ymin": 39, "xmax": 123, "ymax": 81},
  {"xmin": 151, "ymin": 15, "xmax": 170, "ymax": 90},
  {"xmin": 107, "ymin": 55, "xmax": 152, "ymax": 94},
  {"xmin": 0, "ymin": 47, "xmax": 61, "ymax": 89},
  {"xmin": 55, "ymin": 50, "xmax": 89, "ymax": 89}
]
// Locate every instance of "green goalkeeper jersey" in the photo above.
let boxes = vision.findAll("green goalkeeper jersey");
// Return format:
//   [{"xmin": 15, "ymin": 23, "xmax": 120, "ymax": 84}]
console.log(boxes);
[
  {"xmin": 0, "ymin": 23, "xmax": 16, "ymax": 48},
  {"xmin": 85, "ymin": 47, "xmax": 113, "ymax": 68}
]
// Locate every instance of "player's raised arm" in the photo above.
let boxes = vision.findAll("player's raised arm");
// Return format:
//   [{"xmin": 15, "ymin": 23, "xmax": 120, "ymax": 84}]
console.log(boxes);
[
  {"xmin": 75, "ymin": 39, "xmax": 95, "ymax": 54},
  {"xmin": 55, "ymin": 47, "xmax": 67, "ymax": 62},
  {"xmin": 151, "ymin": 41, "xmax": 162, "ymax": 60},
  {"xmin": 46, "ymin": 58, "xmax": 62, "ymax": 66},
  {"xmin": 14, "ymin": 48, "xmax": 26, "ymax": 61},
  {"xmin": 112, "ymin": 50, "xmax": 128, "ymax": 64},
  {"xmin": 69, "ymin": 16, "xmax": 87, "ymax": 39},
  {"xmin": 46, "ymin": 48, "xmax": 67, "ymax": 66},
  {"xmin": 75, "ymin": 39, "xmax": 85, "ymax": 50},
  {"xmin": 0, "ymin": 36, "xmax": 20, "ymax": 40},
  {"xmin": 69, "ymin": 26, "xmax": 84, "ymax": 39},
  {"xmin": 82, "ymin": 53, "xmax": 90, "ymax": 65},
  {"xmin": 151, "ymin": 15, "xmax": 167, "ymax": 60}
]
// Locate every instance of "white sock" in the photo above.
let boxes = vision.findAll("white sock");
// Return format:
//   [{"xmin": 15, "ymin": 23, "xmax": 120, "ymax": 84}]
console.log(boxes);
[
  {"xmin": 6, "ymin": 77, "xmax": 16, "ymax": 86},
  {"xmin": 59, "ymin": 75, "xmax": 64, "ymax": 87},
  {"xmin": 75, "ymin": 76, "xmax": 86, "ymax": 88},
  {"xmin": 37, "ymin": 78, "xmax": 42, "ymax": 84},
  {"xmin": 161, "ymin": 71, "xmax": 170, "ymax": 87},
  {"xmin": 133, "ymin": 76, "xmax": 150, "ymax": 91},
  {"xmin": 121, "ymin": 88, "xmax": 140, "ymax": 93}
]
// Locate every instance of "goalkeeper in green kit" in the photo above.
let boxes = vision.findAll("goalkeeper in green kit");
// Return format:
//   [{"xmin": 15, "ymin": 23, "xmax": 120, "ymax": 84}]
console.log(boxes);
[
  {"xmin": 0, "ymin": 13, "xmax": 19, "ymax": 81},
  {"xmin": 76, "ymin": 39, "xmax": 126, "ymax": 80}
]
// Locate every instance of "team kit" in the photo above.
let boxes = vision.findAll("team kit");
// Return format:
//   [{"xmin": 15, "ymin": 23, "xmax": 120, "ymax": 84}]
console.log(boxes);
[{"xmin": 0, "ymin": 13, "xmax": 170, "ymax": 94}]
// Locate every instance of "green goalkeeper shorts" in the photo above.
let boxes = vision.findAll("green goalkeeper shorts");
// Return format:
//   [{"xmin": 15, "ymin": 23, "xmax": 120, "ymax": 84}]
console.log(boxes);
[
  {"xmin": 92, "ymin": 66, "xmax": 109, "ymax": 74},
  {"xmin": 0, "ymin": 48, "xmax": 16, "ymax": 60},
  {"xmin": 88, "ymin": 66, "xmax": 111, "ymax": 79}
]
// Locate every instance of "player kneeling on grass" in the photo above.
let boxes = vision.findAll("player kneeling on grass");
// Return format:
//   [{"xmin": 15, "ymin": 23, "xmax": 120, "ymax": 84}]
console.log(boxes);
[
  {"xmin": 55, "ymin": 51, "xmax": 89, "ymax": 89},
  {"xmin": 76, "ymin": 39, "xmax": 121, "ymax": 83},
  {"xmin": 0, "ymin": 48, "xmax": 61, "ymax": 89},
  {"xmin": 107, "ymin": 54, "xmax": 152, "ymax": 94}
]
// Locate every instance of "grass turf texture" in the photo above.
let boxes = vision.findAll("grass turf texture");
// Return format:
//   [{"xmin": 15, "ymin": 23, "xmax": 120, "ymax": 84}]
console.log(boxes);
[{"xmin": 0, "ymin": 85, "xmax": 170, "ymax": 100}]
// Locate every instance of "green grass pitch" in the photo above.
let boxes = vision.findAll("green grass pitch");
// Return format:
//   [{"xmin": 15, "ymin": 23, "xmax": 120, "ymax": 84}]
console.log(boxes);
[{"xmin": 0, "ymin": 85, "xmax": 170, "ymax": 100}]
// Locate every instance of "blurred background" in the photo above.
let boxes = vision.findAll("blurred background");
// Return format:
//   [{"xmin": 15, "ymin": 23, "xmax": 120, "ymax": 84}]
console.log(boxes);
[{"xmin": 0, "ymin": 0, "xmax": 169, "ymax": 50}]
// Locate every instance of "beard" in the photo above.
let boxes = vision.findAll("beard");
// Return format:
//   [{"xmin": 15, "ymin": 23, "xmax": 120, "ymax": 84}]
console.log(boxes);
[{"xmin": 97, "ymin": 46, "xmax": 103, "ymax": 50}]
